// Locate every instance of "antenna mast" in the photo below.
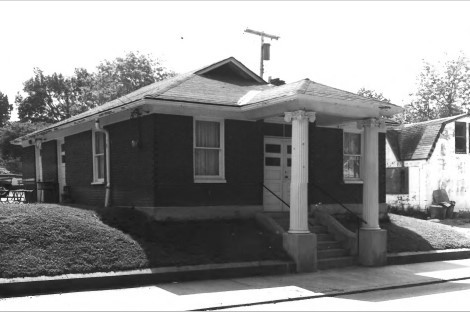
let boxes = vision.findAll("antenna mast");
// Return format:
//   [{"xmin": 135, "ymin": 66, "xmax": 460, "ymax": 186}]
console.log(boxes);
[{"xmin": 244, "ymin": 28, "xmax": 280, "ymax": 79}]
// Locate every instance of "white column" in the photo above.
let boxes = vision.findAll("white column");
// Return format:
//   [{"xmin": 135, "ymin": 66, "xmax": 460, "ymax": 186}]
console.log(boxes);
[
  {"xmin": 357, "ymin": 118, "xmax": 384, "ymax": 229},
  {"xmin": 284, "ymin": 110, "xmax": 316, "ymax": 234}
]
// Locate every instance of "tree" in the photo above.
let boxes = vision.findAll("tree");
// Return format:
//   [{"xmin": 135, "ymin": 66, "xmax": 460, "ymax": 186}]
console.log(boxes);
[
  {"xmin": 16, "ymin": 51, "xmax": 176, "ymax": 123},
  {"xmin": 0, "ymin": 121, "xmax": 49, "ymax": 173},
  {"xmin": 16, "ymin": 68, "xmax": 93, "ymax": 123},
  {"xmin": 405, "ymin": 54, "xmax": 470, "ymax": 123},
  {"xmin": 357, "ymin": 88, "xmax": 391, "ymax": 103},
  {"xmin": 357, "ymin": 88, "xmax": 407, "ymax": 124},
  {"xmin": 0, "ymin": 91, "xmax": 12, "ymax": 127},
  {"xmin": 93, "ymin": 51, "xmax": 176, "ymax": 105}
]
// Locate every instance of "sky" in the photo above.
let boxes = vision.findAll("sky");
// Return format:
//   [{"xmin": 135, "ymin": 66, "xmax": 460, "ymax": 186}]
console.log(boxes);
[{"xmin": 1, "ymin": 1, "xmax": 470, "ymax": 120}]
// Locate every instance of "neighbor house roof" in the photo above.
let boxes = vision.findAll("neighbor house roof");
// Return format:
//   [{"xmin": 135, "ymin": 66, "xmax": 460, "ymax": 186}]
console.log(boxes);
[
  {"xmin": 13, "ymin": 56, "xmax": 402, "ymax": 144},
  {"xmin": 387, "ymin": 114, "xmax": 469, "ymax": 161}
]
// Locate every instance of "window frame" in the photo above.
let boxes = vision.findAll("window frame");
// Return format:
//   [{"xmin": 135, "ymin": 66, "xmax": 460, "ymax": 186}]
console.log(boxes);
[
  {"xmin": 343, "ymin": 129, "xmax": 363, "ymax": 184},
  {"xmin": 455, "ymin": 121, "xmax": 467, "ymax": 154},
  {"xmin": 92, "ymin": 130, "xmax": 106, "ymax": 184},
  {"xmin": 193, "ymin": 117, "xmax": 226, "ymax": 183}
]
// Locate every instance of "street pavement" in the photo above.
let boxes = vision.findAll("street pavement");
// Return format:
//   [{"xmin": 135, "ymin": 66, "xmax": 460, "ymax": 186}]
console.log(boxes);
[{"xmin": 3, "ymin": 259, "xmax": 470, "ymax": 311}]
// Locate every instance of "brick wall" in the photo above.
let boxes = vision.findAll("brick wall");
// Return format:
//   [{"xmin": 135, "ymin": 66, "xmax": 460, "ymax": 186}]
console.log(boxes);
[
  {"xmin": 108, "ymin": 115, "xmax": 155, "ymax": 207},
  {"xmin": 263, "ymin": 123, "xmax": 386, "ymax": 205},
  {"xmin": 40, "ymin": 140, "xmax": 59, "ymax": 203},
  {"xmin": 22, "ymin": 146, "xmax": 35, "ymax": 180},
  {"xmin": 154, "ymin": 114, "xmax": 263, "ymax": 206},
  {"xmin": 65, "ymin": 131, "xmax": 105, "ymax": 206}
]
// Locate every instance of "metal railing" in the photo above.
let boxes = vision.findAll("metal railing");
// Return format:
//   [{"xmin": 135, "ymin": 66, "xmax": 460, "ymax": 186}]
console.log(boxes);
[
  {"xmin": 310, "ymin": 181, "xmax": 367, "ymax": 226},
  {"xmin": 261, "ymin": 183, "xmax": 317, "ymax": 228},
  {"xmin": 310, "ymin": 181, "xmax": 367, "ymax": 253},
  {"xmin": 262, "ymin": 181, "xmax": 368, "ymax": 253}
]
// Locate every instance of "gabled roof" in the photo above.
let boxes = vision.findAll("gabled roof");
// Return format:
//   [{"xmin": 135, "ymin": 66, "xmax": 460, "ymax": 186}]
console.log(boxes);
[
  {"xmin": 13, "ymin": 56, "xmax": 402, "ymax": 144},
  {"xmin": 387, "ymin": 114, "xmax": 469, "ymax": 161}
]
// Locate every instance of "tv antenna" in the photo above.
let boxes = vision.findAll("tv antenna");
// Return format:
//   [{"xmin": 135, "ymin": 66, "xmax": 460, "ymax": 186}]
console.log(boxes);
[{"xmin": 244, "ymin": 28, "xmax": 280, "ymax": 79}]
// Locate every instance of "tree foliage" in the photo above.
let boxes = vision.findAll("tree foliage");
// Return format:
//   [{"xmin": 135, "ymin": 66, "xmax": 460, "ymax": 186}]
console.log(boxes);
[
  {"xmin": 404, "ymin": 54, "xmax": 470, "ymax": 123},
  {"xmin": 0, "ymin": 91, "xmax": 12, "ymax": 127},
  {"xmin": 357, "ymin": 88, "xmax": 391, "ymax": 103},
  {"xmin": 16, "ymin": 51, "xmax": 175, "ymax": 123},
  {"xmin": 0, "ymin": 121, "xmax": 49, "ymax": 173},
  {"xmin": 93, "ymin": 51, "xmax": 176, "ymax": 105},
  {"xmin": 16, "ymin": 68, "xmax": 93, "ymax": 123}
]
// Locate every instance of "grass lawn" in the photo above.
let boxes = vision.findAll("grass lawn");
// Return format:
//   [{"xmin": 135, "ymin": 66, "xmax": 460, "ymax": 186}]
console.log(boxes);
[
  {"xmin": 337, "ymin": 213, "xmax": 470, "ymax": 253},
  {"xmin": 383, "ymin": 214, "xmax": 470, "ymax": 253},
  {"xmin": 0, "ymin": 204, "xmax": 289, "ymax": 279}
]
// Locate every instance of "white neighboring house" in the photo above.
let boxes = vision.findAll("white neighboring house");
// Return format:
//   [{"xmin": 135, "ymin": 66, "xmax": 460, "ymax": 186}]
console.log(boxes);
[{"xmin": 386, "ymin": 113, "xmax": 470, "ymax": 211}]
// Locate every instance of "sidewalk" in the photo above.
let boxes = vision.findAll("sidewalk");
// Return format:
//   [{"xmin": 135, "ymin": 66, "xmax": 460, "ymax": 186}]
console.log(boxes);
[
  {"xmin": 3, "ymin": 257, "xmax": 470, "ymax": 310},
  {"xmin": 3, "ymin": 258, "xmax": 470, "ymax": 310}
]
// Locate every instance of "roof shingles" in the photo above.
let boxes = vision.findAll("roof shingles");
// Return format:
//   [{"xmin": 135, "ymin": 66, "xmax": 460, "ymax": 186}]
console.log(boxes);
[{"xmin": 387, "ymin": 114, "xmax": 468, "ymax": 161}]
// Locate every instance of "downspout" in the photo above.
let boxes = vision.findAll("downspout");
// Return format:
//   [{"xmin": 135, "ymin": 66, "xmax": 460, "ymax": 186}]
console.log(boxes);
[
  {"xmin": 95, "ymin": 120, "xmax": 111, "ymax": 207},
  {"xmin": 35, "ymin": 139, "xmax": 43, "ymax": 202}
]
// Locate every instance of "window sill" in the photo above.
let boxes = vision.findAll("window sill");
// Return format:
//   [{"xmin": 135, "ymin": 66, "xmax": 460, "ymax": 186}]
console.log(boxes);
[
  {"xmin": 194, "ymin": 178, "xmax": 227, "ymax": 184},
  {"xmin": 91, "ymin": 181, "xmax": 105, "ymax": 185},
  {"xmin": 343, "ymin": 179, "xmax": 363, "ymax": 184}
]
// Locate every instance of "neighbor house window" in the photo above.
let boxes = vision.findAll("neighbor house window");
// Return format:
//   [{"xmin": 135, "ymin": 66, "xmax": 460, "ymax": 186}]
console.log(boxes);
[
  {"xmin": 93, "ymin": 131, "xmax": 106, "ymax": 183},
  {"xmin": 343, "ymin": 132, "xmax": 362, "ymax": 182},
  {"xmin": 386, "ymin": 167, "xmax": 409, "ymax": 194},
  {"xmin": 455, "ymin": 122, "xmax": 467, "ymax": 153},
  {"xmin": 194, "ymin": 118, "xmax": 225, "ymax": 182}
]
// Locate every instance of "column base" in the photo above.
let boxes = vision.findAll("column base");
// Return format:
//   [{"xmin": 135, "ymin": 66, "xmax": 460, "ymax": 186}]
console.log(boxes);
[
  {"xmin": 359, "ymin": 228, "xmax": 387, "ymax": 266},
  {"xmin": 283, "ymin": 232, "xmax": 317, "ymax": 273}
]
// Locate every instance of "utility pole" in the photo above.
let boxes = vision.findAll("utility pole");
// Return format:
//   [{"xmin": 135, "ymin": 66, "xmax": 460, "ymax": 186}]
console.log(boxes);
[{"xmin": 244, "ymin": 28, "xmax": 280, "ymax": 79}]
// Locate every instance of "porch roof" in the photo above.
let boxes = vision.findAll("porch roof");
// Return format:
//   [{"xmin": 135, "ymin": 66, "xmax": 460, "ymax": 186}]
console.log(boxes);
[{"xmin": 13, "ymin": 57, "xmax": 403, "ymax": 144}]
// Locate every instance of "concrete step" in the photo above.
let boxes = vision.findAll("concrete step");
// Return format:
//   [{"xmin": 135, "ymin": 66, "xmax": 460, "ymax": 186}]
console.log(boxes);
[
  {"xmin": 318, "ymin": 256, "xmax": 356, "ymax": 270},
  {"xmin": 317, "ymin": 248, "xmax": 349, "ymax": 259},
  {"xmin": 316, "ymin": 233, "xmax": 335, "ymax": 241},
  {"xmin": 317, "ymin": 240, "xmax": 343, "ymax": 250}
]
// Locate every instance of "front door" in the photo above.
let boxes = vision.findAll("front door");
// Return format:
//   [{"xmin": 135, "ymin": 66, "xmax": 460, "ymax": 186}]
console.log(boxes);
[{"xmin": 263, "ymin": 137, "xmax": 292, "ymax": 211}]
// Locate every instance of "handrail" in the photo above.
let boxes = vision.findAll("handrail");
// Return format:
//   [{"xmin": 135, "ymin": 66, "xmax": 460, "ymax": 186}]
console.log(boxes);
[
  {"xmin": 310, "ymin": 181, "xmax": 367, "ymax": 225},
  {"xmin": 262, "ymin": 183, "xmax": 316, "ymax": 228},
  {"xmin": 262, "ymin": 184, "xmax": 290, "ymax": 209}
]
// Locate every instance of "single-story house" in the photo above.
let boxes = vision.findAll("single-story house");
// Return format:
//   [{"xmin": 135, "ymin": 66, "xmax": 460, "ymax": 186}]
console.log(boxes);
[
  {"xmin": 386, "ymin": 113, "xmax": 470, "ymax": 211},
  {"xmin": 13, "ymin": 57, "xmax": 402, "ymax": 271}
]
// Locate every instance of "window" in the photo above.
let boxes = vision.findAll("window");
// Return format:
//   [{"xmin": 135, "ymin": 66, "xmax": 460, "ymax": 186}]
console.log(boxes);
[
  {"xmin": 343, "ymin": 132, "xmax": 362, "ymax": 181},
  {"xmin": 93, "ymin": 131, "xmax": 106, "ymax": 183},
  {"xmin": 194, "ymin": 119, "xmax": 225, "ymax": 182},
  {"xmin": 455, "ymin": 122, "xmax": 467, "ymax": 154},
  {"xmin": 386, "ymin": 167, "xmax": 409, "ymax": 194}
]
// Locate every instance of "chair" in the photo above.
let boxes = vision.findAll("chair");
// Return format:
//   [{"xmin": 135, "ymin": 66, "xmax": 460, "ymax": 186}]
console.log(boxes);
[{"xmin": 431, "ymin": 189, "xmax": 455, "ymax": 219}]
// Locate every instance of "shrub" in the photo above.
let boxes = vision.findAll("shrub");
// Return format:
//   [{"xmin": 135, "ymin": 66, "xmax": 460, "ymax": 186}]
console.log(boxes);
[{"xmin": 388, "ymin": 204, "xmax": 429, "ymax": 220}]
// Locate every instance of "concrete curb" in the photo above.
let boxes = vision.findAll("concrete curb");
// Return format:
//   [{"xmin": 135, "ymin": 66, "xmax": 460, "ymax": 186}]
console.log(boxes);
[
  {"xmin": 0, "ymin": 260, "xmax": 295, "ymax": 298},
  {"xmin": 387, "ymin": 248, "xmax": 470, "ymax": 265}
]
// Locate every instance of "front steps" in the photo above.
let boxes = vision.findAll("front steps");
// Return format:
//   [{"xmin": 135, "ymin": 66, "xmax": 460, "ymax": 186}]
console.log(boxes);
[{"xmin": 269, "ymin": 214, "xmax": 356, "ymax": 270}]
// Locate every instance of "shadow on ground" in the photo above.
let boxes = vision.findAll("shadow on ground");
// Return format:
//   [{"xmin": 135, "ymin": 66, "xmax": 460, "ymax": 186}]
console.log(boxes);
[{"xmin": 93, "ymin": 206, "xmax": 290, "ymax": 268}]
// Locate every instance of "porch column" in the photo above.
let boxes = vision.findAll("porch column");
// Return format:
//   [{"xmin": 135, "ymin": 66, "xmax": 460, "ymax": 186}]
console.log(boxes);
[
  {"xmin": 357, "ymin": 118, "xmax": 387, "ymax": 266},
  {"xmin": 284, "ymin": 110, "xmax": 316, "ymax": 233},
  {"xmin": 282, "ymin": 110, "xmax": 317, "ymax": 273},
  {"xmin": 358, "ymin": 118, "xmax": 383, "ymax": 229}
]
